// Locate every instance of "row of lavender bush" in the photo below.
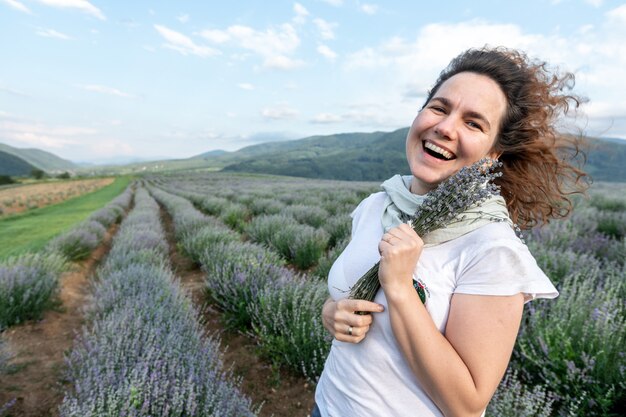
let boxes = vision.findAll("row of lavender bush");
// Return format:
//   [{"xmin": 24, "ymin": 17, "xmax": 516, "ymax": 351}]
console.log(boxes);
[
  {"xmin": 149, "ymin": 173, "xmax": 364, "ymax": 271},
  {"xmin": 0, "ymin": 186, "xmax": 134, "ymax": 330},
  {"xmin": 148, "ymin": 185, "xmax": 332, "ymax": 382},
  {"xmin": 510, "ymin": 188, "xmax": 625, "ymax": 416},
  {"xmin": 60, "ymin": 187, "xmax": 257, "ymax": 416},
  {"xmin": 46, "ymin": 186, "xmax": 134, "ymax": 261},
  {"xmin": 154, "ymin": 173, "xmax": 625, "ymax": 416}
]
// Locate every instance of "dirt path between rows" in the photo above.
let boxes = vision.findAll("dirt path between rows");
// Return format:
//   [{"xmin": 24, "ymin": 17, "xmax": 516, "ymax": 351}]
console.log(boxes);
[
  {"xmin": 159, "ymin": 206, "xmax": 316, "ymax": 417},
  {"xmin": 0, "ymin": 225, "xmax": 118, "ymax": 417}
]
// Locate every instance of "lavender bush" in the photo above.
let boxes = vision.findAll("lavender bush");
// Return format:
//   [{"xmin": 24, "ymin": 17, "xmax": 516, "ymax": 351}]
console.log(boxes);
[
  {"xmin": 313, "ymin": 237, "xmax": 350, "ymax": 280},
  {"xmin": 61, "ymin": 187, "xmax": 257, "ymax": 416},
  {"xmin": 322, "ymin": 213, "xmax": 351, "ymax": 249},
  {"xmin": 180, "ymin": 225, "xmax": 240, "ymax": 264},
  {"xmin": 200, "ymin": 241, "xmax": 285, "ymax": 329},
  {"xmin": 486, "ymin": 369, "xmax": 555, "ymax": 417},
  {"xmin": 514, "ymin": 262, "xmax": 625, "ymax": 416},
  {"xmin": 199, "ymin": 196, "xmax": 230, "ymax": 216},
  {"xmin": 85, "ymin": 183, "xmax": 133, "ymax": 228},
  {"xmin": 246, "ymin": 214, "xmax": 329, "ymax": 269},
  {"xmin": 248, "ymin": 197, "xmax": 285, "ymax": 216},
  {"xmin": 87, "ymin": 205, "xmax": 124, "ymax": 228},
  {"xmin": 0, "ymin": 252, "xmax": 66, "ymax": 327},
  {"xmin": 283, "ymin": 204, "xmax": 329, "ymax": 228},
  {"xmin": 219, "ymin": 202, "xmax": 250, "ymax": 233},
  {"xmin": 247, "ymin": 279, "xmax": 331, "ymax": 383},
  {"xmin": 47, "ymin": 224, "xmax": 101, "ymax": 260}
]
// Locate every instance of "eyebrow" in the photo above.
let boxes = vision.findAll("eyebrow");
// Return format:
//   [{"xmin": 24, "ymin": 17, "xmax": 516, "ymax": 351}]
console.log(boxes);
[{"xmin": 430, "ymin": 97, "xmax": 492, "ymax": 131}]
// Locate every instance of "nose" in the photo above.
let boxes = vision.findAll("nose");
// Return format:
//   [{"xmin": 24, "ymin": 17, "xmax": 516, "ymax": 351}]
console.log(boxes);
[{"xmin": 434, "ymin": 116, "xmax": 457, "ymax": 141}]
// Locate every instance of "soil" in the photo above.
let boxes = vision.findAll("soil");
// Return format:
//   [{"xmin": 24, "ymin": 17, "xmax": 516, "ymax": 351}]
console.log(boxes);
[
  {"xmin": 0, "ymin": 224, "xmax": 118, "ymax": 417},
  {"xmin": 0, "ymin": 178, "xmax": 114, "ymax": 217},
  {"xmin": 160, "ymin": 207, "xmax": 316, "ymax": 417}
]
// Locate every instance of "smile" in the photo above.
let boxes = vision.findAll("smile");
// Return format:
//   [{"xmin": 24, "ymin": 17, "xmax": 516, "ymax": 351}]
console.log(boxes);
[{"xmin": 423, "ymin": 141, "xmax": 456, "ymax": 160}]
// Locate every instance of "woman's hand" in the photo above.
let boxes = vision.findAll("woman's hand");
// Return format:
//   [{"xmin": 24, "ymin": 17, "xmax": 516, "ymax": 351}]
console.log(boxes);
[
  {"xmin": 322, "ymin": 298, "xmax": 384, "ymax": 343},
  {"xmin": 378, "ymin": 223, "xmax": 424, "ymax": 296}
]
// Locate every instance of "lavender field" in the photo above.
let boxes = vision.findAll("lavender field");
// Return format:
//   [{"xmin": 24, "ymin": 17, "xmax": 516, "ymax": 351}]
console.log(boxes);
[{"xmin": 1, "ymin": 172, "xmax": 624, "ymax": 416}]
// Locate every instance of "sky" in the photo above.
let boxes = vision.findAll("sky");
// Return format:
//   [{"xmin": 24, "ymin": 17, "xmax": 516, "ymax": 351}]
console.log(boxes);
[{"xmin": 1, "ymin": 0, "xmax": 625, "ymax": 164}]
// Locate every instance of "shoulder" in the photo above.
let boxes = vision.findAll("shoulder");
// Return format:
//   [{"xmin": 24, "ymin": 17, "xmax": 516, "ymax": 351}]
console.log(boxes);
[
  {"xmin": 454, "ymin": 223, "xmax": 558, "ymax": 301},
  {"xmin": 350, "ymin": 192, "xmax": 386, "ymax": 237},
  {"xmin": 350, "ymin": 191, "xmax": 386, "ymax": 220}
]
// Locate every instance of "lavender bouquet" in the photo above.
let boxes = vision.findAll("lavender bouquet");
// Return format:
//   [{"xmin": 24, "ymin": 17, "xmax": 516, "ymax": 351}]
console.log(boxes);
[{"xmin": 349, "ymin": 158, "xmax": 505, "ymax": 303}]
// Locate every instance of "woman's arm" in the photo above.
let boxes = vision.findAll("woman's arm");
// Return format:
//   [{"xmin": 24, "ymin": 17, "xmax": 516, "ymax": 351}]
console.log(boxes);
[{"xmin": 379, "ymin": 224, "xmax": 524, "ymax": 417}]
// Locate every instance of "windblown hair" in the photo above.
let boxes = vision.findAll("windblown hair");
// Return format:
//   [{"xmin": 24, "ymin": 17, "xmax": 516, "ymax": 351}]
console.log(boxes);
[{"xmin": 424, "ymin": 47, "xmax": 589, "ymax": 229}]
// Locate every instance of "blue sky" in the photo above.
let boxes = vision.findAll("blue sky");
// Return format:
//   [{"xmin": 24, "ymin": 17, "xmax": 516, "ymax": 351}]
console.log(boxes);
[{"xmin": 1, "ymin": 0, "xmax": 625, "ymax": 163}]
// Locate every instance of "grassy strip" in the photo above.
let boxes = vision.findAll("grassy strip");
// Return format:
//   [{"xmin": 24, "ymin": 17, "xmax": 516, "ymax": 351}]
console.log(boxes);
[{"xmin": 0, "ymin": 177, "xmax": 130, "ymax": 259}]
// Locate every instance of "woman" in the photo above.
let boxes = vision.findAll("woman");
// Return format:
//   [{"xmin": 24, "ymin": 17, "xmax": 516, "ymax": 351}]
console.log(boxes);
[{"xmin": 313, "ymin": 47, "xmax": 587, "ymax": 417}]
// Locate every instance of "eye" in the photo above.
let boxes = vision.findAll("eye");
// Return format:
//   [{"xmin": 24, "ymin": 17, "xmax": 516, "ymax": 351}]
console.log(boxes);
[
  {"xmin": 429, "ymin": 105, "xmax": 446, "ymax": 114},
  {"xmin": 466, "ymin": 120, "xmax": 484, "ymax": 131}
]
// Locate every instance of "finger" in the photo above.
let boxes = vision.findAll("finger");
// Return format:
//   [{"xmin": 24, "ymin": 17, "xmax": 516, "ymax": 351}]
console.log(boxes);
[{"xmin": 338, "ymin": 299, "xmax": 385, "ymax": 314}]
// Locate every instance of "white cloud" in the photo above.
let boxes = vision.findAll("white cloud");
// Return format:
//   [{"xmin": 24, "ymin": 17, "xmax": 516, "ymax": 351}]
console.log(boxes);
[
  {"xmin": 361, "ymin": 4, "xmax": 378, "ymax": 15},
  {"xmin": 1, "ymin": 0, "xmax": 31, "ymax": 13},
  {"xmin": 177, "ymin": 13, "xmax": 189, "ymax": 23},
  {"xmin": 238, "ymin": 83, "xmax": 255, "ymax": 90},
  {"xmin": 36, "ymin": 28, "xmax": 72, "ymax": 40},
  {"xmin": 317, "ymin": 44, "xmax": 337, "ymax": 60},
  {"xmin": 313, "ymin": 18, "xmax": 337, "ymax": 40},
  {"xmin": 200, "ymin": 23, "xmax": 303, "ymax": 69},
  {"xmin": 200, "ymin": 29, "xmax": 231, "ymax": 44},
  {"xmin": 0, "ymin": 120, "xmax": 95, "ymax": 149},
  {"xmin": 293, "ymin": 2, "xmax": 309, "ymax": 24},
  {"xmin": 585, "ymin": 0, "xmax": 603, "ymax": 7},
  {"xmin": 311, "ymin": 113, "xmax": 342, "ymax": 123},
  {"xmin": 340, "ymin": 17, "xmax": 626, "ymax": 138},
  {"xmin": 261, "ymin": 106, "xmax": 299, "ymax": 120},
  {"xmin": 35, "ymin": 0, "xmax": 105, "ymax": 20},
  {"xmin": 321, "ymin": 0, "xmax": 343, "ymax": 6},
  {"xmin": 80, "ymin": 84, "xmax": 136, "ymax": 98},
  {"xmin": 263, "ymin": 55, "xmax": 305, "ymax": 70},
  {"xmin": 606, "ymin": 4, "xmax": 626, "ymax": 23},
  {"xmin": 154, "ymin": 25, "xmax": 220, "ymax": 57}
]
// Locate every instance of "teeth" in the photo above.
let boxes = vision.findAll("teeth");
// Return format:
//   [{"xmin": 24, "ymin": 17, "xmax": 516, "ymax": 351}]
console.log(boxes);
[{"xmin": 424, "ymin": 141, "xmax": 454, "ymax": 160}]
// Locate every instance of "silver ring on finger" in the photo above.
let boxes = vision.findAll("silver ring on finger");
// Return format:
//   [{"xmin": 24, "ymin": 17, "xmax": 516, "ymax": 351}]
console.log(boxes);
[{"xmin": 348, "ymin": 325, "xmax": 353, "ymax": 336}]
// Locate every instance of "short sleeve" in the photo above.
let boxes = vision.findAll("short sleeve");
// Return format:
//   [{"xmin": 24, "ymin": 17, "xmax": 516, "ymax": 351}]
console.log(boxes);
[{"xmin": 455, "ymin": 240, "xmax": 558, "ymax": 303}]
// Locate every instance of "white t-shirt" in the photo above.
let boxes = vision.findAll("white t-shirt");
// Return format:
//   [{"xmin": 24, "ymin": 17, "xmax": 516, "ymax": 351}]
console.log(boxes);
[{"xmin": 315, "ymin": 192, "xmax": 558, "ymax": 417}]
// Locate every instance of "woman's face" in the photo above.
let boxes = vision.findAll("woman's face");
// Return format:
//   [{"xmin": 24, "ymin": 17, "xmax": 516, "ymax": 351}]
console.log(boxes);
[{"xmin": 406, "ymin": 71, "xmax": 507, "ymax": 195}]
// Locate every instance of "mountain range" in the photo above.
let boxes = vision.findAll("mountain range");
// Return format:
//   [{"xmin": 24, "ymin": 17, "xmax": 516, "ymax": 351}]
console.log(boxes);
[
  {"xmin": 0, "ymin": 143, "xmax": 76, "ymax": 176},
  {"xmin": 2, "ymin": 128, "xmax": 625, "ymax": 182}
]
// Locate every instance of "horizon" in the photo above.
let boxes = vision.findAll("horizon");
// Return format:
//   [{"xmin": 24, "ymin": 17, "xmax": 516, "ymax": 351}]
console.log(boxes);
[{"xmin": 1, "ymin": 0, "xmax": 626, "ymax": 163}]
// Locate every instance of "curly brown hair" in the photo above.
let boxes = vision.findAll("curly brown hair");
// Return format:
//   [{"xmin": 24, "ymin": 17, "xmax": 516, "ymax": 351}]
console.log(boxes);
[{"xmin": 423, "ymin": 47, "xmax": 589, "ymax": 229}]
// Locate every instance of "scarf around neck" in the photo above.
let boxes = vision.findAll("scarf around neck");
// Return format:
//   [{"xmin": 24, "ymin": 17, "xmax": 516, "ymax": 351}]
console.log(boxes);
[{"xmin": 381, "ymin": 174, "xmax": 513, "ymax": 247}]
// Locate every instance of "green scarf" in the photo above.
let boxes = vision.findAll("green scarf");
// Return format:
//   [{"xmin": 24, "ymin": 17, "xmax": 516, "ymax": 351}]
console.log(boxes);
[{"xmin": 381, "ymin": 174, "xmax": 512, "ymax": 247}]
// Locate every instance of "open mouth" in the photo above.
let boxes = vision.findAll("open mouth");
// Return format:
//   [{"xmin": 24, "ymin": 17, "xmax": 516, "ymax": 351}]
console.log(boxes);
[{"xmin": 423, "ymin": 141, "xmax": 456, "ymax": 160}]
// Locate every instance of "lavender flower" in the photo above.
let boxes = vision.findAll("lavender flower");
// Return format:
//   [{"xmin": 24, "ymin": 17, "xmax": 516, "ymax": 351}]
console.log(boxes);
[{"xmin": 350, "ymin": 158, "xmax": 504, "ymax": 301}]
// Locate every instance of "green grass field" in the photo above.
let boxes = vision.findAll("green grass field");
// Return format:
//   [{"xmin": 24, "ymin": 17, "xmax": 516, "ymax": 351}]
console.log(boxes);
[{"xmin": 0, "ymin": 177, "xmax": 131, "ymax": 260}]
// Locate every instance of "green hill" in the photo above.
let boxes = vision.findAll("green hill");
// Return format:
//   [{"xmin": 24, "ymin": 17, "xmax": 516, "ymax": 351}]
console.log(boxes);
[
  {"xmin": 80, "ymin": 128, "xmax": 626, "ymax": 182},
  {"xmin": 0, "ymin": 143, "xmax": 76, "ymax": 172},
  {"xmin": 221, "ymin": 129, "xmax": 409, "ymax": 180},
  {"xmin": 220, "ymin": 128, "xmax": 626, "ymax": 182},
  {"xmin": 0, "ymin": 151, "xmax": 37, "ymax": 176},
  {"xmin": 584, "ymin": 137, "xmax": 626, "ymax": 182}
]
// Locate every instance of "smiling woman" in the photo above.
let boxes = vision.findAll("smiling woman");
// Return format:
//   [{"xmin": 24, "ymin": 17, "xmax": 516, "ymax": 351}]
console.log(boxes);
[{"xmin": 314, "ymin": 46, "xmax": 588, "ymax": 417}]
